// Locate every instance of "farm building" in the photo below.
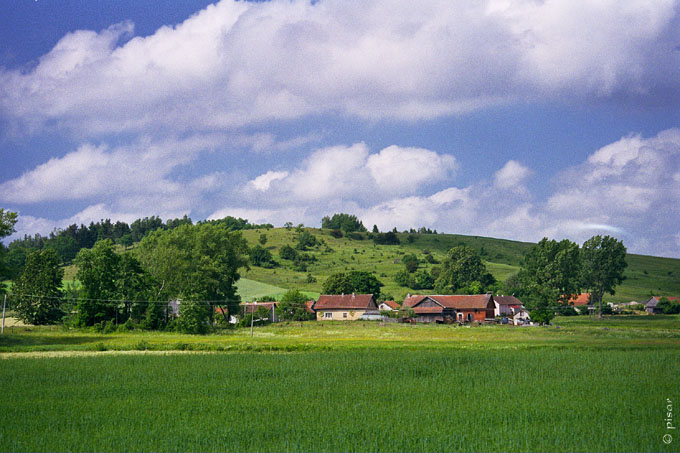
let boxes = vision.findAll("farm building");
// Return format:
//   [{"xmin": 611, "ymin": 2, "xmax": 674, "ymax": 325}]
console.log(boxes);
[
  {"xmin": 493, "ymin": 295, "xmax": 525, "ymax": 317},
  {"xmin": 378, "ymin": 300, "xmax": 399, "ymax": 312},
  {"xmin": 401, "ymin": 294, "xmax": 495, "ymax": 323},
  {"xmin": 313, "ymin": 294, "xmax": 378, "ymax": 321},
  {"xmin": 644, "ymin": 296, "xmax": 680, "ymax": 314},
  {"xmin": 564, "ymin": 293, "xmax": 593, "ymax": 313}
]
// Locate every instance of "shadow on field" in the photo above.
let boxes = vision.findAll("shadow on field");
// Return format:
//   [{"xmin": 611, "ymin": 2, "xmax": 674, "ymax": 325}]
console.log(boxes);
[{"xmin": 0, "ymin": 334, "xmax": 101, "ymax": 348}]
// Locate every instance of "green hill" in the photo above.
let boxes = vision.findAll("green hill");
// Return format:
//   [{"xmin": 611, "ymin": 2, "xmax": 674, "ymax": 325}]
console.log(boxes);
[{"xmin": 239, "ymin": 227, "xmax": 680, "ymax": 303}]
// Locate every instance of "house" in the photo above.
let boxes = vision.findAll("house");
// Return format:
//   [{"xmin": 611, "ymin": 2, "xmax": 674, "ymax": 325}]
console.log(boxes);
[
  {"xmin": 378, "ymin": 300, "xmax": 399, "ymax": 312},
  {"xmin": 493, "ymin": 295, "xmax": 524, "ymax": 317},
  {"xmin": 401, "ymin": 294, "xmax": 496, "ymax": 323},
  {"xmin": 313, "ymin": 293, "xmax": 378, "ymax": 321},
  {"xmin": 564, "ymin": 293, "xmax": 592, "ymax": 313},
  {"xmin": 512, "ymin": 308, "xmax": 531, "ymax": 325},
  {"xmin": 645, "ymin": 296, "xmax": 680, "ymax": 314}
]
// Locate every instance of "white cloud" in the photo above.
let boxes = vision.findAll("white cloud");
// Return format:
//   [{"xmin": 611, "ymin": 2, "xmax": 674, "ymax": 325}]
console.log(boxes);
[
  {"xmin": 2, "ymin": 0, "xmax": 679, "ymax": 136},
  {"xmin": 494, "ymin": 160, "xmax": 532, "ymax": 191},
  {"xmin": 250, "ymin": 171, "xmax": 289, "ymax": 192}
]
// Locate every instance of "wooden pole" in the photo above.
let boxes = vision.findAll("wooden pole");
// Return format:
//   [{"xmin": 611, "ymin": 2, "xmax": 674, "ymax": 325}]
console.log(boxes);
[
  {"xmin": 250, "ymin": 304, "xmax": 254, "ymax": 337},
  {"xmin": 2, "ymin": 294, "xmax": 6, "ymax": 334}
]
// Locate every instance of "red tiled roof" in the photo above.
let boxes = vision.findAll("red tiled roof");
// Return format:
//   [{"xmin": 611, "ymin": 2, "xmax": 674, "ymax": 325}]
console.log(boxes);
[
  {"xmin": 494, "ymin": 295, "xmax": 523, "ymax": 306},
  {"xmin": 566, "ymin": 293, "xmax": 591, "ymax": 306},
  {"xmin": 380, "ymin": 300, "xmax": 400, "ymax": 310},
  {"xmin": 403, "ymin": 294, "xmax": 493, "ymax": 310},
  {"xmin": 305, "ymin": 300, "xmax": 315, "ymax": 313},
  {"xmin": 314, "ymin": 294, "xmax": 376, "ymax": 310}
]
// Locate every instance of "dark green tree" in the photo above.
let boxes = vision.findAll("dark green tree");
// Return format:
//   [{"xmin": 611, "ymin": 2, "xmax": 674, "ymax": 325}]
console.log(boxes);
[
  {"xmin": 402, "ymin": 253, "xmax": 419, "ymax": 273},
  {"xmin": 295, "ymin": 230, "xmax": 318, "ymax": 250},
  {"xmin": 135, "ymin": 223, "xmax": 250, "ymax": 326},
  {"xmin": 75, "ymin": 239, "xmax": 120, "ymax": 326},
  {"xmin": 580, "ymin": 235, "xmax": 627, "ymax": 318},
  {"xmin": 517, "ymin": 238, "xmax": 581, "ymax": 311},
  {"xmin": 0, "ymin": 209, "xmax": 18, "ymax": 293},
  {"xmin": 321, "ymin": 213, "xmax": 367, "ymax": 232},
  {"xmin": 322, "ymin": 272, "xmax": 354, "ymax": 295},
  {"xmin": 258, "ymin": 233, "xmax": 268, "ymax": 245},
  {"xmin": 249, "ymin": 245, "xmax": 277, "ymax": 268},
  {"xmin": 45, "ymin": 235, "xmax": 79, "ymax": 264},
  {"xmin": 322, "ymin": 271, "xmax": 383, "ymax": 298},
  {"xmin": 279, "ymin": 244, "xmax": 298, "ymax": 260},
  {"xmin": 12, "ymin": 249, "xmax": 64, "ymax": 325},
  {"xmin": 434, "ymin": 246, "xmax": 495, "ymax": 294},
  {"xmin": 276, "ymin": 289, "xmax": 314, "ymax": 321}
]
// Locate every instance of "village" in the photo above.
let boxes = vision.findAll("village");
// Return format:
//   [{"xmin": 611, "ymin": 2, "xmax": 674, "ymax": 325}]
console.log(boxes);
[{"xmin": 236, "ymin": 292, "xmax": 678, "ymax": 327}]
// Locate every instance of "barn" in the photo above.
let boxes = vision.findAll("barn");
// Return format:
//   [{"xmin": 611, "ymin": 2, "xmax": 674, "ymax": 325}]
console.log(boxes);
[{"xmin": 401, "ymin": 294, "xmax": 496, "ymax": 323}]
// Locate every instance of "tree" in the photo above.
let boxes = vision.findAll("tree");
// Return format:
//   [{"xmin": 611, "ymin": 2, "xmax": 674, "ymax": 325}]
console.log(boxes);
[
  {"xmin": 135, "ymin": 223, "xmax": 250, "ymax": 326},
  {"xmin": 279, "ymin": 244, "xmax": 298, "ymax": 260},
  {"xmin": 657, "ymin": 297, "xmax": 680, "ymax": 314},
  {"xmin": 580, "ymin": 235, "xmax": 627, "ymax": 318},
  {"xmin": 372, "ymin": 231, "xmax": 400, "ymax": 245},
  {"xmin": 12, "ymin": 249, "xmax": 64, "ymax": 325},
  {"xmin": 402, "ymin": 253, "xmax": 419, "ymax": 273},
  {"xmin": 322, "ymin": 272, "xmax": 354, "ymax": 295},
  {"xmin": 0, "ymin": 209, "xmax": 18, "ymax": 293},
  {"xmin": 517, "ymin": 238, "xmax": 581, "ymax": 311},
  {"xmin": 434, "ymin": 246, "xmax": 495, "ymax": 294},
  {"xmin": 175, "ymin": 301, "xmax": 210, "ymax": 334},
  {"xmin": 258, "ymin": 233, "xmax": 268, "ymax": 245},
  {"xmin": 295, "ymin": 231, "xmax": 318, "ymax": 250},
  {"xmin": 45, "ymin": 235, "xmax": 79, "ymax": 264},
  {"xmin": 249, "ymin": 245, "xmax": 277, "ymax": 268},
  {"xmin": 322, "ymin": 271, "xmax": 383, "ymax": 298},
  {"xmin": 276, "ymin": 289, "xmax": 314, "ymax": 321},
  {"xmin": 75, "ymin": 239, "xmax": 121, "ymax": 326},
  {"xmin": 321, "ymin": 213, "xmax": 367, "ymax": 232},
  {"xmin": 0, "ymin": 208, "xmax": 18, "ymax": 239}
]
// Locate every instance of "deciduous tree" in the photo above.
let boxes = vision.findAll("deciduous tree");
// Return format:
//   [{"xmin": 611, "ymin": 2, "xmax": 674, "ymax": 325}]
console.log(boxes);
[
  {"xmin": 580, "ymin": 235, "xmax": 627, "ymax": 318},
  {"xmin": 12, "ymin": 249, "xmax": 64, "ymax": 325},
  {"xmin": 434, "ymin": 246, "xmax": 495, "ymax": 294}
]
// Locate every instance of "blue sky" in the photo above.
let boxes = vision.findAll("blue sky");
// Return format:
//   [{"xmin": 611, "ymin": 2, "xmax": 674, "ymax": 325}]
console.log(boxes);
[{"xmin": 1, "ymin": 0, "xmax": 680, "ymax": 257}]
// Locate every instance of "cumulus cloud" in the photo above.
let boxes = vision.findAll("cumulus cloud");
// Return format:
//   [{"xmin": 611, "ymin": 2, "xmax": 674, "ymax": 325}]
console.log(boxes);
[
  {"xmin": 1, "ymin": 0, "xmax": 679, "ymax": 136},
  {"xmin": 494, "ymin": 160, "xmax": 532, "ymax": 191}
]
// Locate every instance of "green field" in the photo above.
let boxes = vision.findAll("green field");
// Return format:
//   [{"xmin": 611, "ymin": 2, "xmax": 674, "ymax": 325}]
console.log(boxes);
[
  {"xmin": 237, "ymin": 228, "xmax": 680, "ymax": 303},
  {"xmin": 1, "ymin": 317, "xmax": 679, "ymax": 452}
]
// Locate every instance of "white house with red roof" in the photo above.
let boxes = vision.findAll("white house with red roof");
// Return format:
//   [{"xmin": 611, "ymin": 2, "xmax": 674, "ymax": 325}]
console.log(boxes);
[
  {"xmin": 312, "ymin": 293, "xmax": 378, "ymax": 321},
  {"xmin": 493, "ymin": 295, "xmax": 525, "ymax": 317}
]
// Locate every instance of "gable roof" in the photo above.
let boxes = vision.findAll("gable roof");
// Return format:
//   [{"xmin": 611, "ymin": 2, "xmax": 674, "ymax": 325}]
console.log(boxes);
[
  {"xmin": 403, "ymin": 294, "xmax": 494, "ymax": 310},
  {"xmin": 494, "ymin": 295, "xmax": 524, "ymax": 306},
  {"xmin": 379, "ymin": 300, "xmax": 400, "ymax": 310},
  {"xmin": 314, "ymin": 294, "xmax": 376, "ymax": 310}
]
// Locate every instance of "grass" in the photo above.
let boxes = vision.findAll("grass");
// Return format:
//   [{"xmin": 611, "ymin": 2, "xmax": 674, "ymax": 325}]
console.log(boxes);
[
  {"xmin": 0, "ymin": 348, "xmax": 677, "ymax": 452},
  {"xmin": 235, "ymin": 277, "xmax": 319, "ymax": 301},
  {"xmin": 1, "ymin": 317, "xmax": 678, "ymax": 452}
]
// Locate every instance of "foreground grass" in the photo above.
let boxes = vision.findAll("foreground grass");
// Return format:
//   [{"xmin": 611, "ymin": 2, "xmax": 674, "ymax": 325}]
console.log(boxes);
[{"xmin": 0, "ymin": 349, "xmax": 677, "ymax": 452}]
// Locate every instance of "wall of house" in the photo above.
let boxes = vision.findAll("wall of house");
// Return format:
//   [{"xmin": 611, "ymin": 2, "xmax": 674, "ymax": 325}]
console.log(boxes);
[{"xmin": 316, "ymin": 309, "xmax": 366, "ymax": 321}]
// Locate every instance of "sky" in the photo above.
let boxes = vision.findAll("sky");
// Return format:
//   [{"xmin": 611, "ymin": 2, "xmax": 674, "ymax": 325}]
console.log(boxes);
[{"xmin": 1, "ymin": 0, "xmax": 680, "ymax": 258}]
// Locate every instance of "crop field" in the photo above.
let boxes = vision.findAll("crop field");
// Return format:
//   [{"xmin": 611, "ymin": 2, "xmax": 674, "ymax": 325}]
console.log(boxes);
[
  {"xmin": 0, "ymin": 316, "xmax": 679, "ymax": 452},
  {"xmin": 1, "ymin": 348, "xmax": 677, "ymax": 452}
]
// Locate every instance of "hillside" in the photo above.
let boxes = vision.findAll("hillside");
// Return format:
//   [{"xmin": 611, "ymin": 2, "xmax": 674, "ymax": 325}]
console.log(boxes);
[{"xmin": 239, "ymin": 227, "xmax": 680, "ymax": 303}]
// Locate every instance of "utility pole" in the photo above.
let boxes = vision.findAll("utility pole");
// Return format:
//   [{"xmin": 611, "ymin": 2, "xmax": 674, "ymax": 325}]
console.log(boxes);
[
  {"xmin": 2, "ymin": 294, "xmax": 6, "ymax": 335},
  {"xmin": 250, "ymin": 304, "xmax": 254, "ymax": 337}
]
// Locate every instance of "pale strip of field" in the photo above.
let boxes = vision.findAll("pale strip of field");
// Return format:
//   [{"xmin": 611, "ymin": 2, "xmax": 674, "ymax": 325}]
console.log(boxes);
[{"xmin": 0, "ymin": 350, "xmax": 218, "ymax": 359}]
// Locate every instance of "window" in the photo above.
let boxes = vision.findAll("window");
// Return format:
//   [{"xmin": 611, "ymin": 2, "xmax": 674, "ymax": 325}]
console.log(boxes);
[
  {"xmin": 343, "ymin": 312, "xmax": 348, "ymax": 318},
  {"xmin": 324, "ymin": 312, "xmax": 332, "ymax": 319}
]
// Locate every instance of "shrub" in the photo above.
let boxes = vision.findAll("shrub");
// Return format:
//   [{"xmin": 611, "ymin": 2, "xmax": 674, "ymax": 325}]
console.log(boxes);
[
  {"xmin": 250, "ymin": 245, "xmax": 277, "ymax": 268},
  {"xmin": 329, "ymin": 229, "xmax": 343, "ymax": 238},
  {"xmin": 279, "ymin": 244, "xmax": 298, "ymax": 261}
]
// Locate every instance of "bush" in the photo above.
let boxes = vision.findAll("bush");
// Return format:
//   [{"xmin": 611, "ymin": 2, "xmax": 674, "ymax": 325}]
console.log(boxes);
[
  {"xmin": 250, "ymin": 245, "xmax": 277, "ymax": 268},
  {"xmin": 175, "ymin": 301, "xmax": 210, "ymax": 334},
  {"xmin": 346, "ymin": 232, "xmax": 365, "ymax": 241},
  {"xmin": 329, "ymin": 229, "xmax": 343, "ymax": 238},
  {"xmin": 529, "ymin": 308, "xmax": 554, "ymax": 325},
  {"xmin": 373, "ymin": 232, "xmax": 400, "ymax": 245},
  {"xmin": 279, "ymin": 244, "xmax": 298, "ymax": 260}
]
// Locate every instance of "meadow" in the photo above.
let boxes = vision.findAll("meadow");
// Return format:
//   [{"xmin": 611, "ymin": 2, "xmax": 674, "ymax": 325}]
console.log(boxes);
[{"xmin": 1, "ymin": 316, "xmax": 679, "ymax": 452}]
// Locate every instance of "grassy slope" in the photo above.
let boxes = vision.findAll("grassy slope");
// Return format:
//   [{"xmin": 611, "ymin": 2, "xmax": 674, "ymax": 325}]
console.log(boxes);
[{"xmin": 239, "ymin": 228, "xmax": 680, "ymax": 303}]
